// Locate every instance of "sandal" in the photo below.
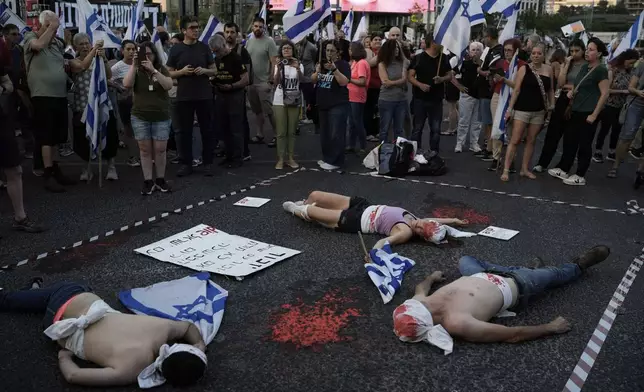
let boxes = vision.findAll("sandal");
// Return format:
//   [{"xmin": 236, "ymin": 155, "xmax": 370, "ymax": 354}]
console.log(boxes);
[
  {"xmin": 500, "ymin": 169, "xmax": 510, "ymax": 182},
  {"xmin": 267, "ymin": 137, "xmax": 277, "ymax": 148},
  {"xmin": 249, "ymin": 136, "xmax": 265, "ymax": 144},
  {"xmin": 607, "ymin": 168, "xmax": 618, "ymax": 178}
]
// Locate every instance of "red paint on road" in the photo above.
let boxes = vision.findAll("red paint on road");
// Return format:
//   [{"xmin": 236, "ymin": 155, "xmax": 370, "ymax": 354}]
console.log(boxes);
[
  {"xmin": 432, "ymin": 206, "xmax": 491, "ymax": 225},
  {"xmin": 269, "ymin": 289, "xmax": 363, "ymax": 349}
]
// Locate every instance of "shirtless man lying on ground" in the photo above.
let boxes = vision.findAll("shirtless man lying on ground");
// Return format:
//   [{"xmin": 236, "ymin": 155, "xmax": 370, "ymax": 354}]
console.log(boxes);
[
  {"xmin": 392, "ymin": 245, "xmax": 610, "ymax": 353},
  {"xmin": 0, "ymin": 280, "xmax": 207, "ymax": 388}
]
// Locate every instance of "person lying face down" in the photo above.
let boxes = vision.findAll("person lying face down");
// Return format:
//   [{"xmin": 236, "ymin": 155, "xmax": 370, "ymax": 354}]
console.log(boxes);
[
  {"xmin": 0, "ymin": 280, "xmax": 207, "ymax": 388},
  {"xmin": 392, "ymin": 245, "xmax": 610, "ymax": 353},
  {"xmin": 283, "ymin": 191, "xmax": 476, "ymax": 254}
]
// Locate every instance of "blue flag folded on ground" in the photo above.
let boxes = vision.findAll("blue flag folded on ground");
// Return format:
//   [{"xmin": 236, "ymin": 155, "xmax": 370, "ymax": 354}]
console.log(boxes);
[
  {"xmin": 119, "ymin": 272, "xmax": 228, "ymax": 345},
  {"xmin": 365, "ymin": 242, "xmax": 415, "ymax": 304}
]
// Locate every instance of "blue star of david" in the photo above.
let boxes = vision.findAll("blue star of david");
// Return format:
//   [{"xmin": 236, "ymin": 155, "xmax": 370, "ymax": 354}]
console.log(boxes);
[
  {"xmin": 461, "ymin": 0, "xmax": 471, "ymax": 18},
  {"xmin": 173, "ymin": 295, "xmax": 212, "ymax": 322}
]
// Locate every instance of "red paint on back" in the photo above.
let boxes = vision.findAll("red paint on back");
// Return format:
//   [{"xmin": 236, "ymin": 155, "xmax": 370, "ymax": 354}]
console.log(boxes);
[
  {"xmin": 269, "ymin": 289, "xmax": 363, "ymax": 349},
  {"xmin": 432, "ymin": 207, "xmax": 491, "ymax": 225}
]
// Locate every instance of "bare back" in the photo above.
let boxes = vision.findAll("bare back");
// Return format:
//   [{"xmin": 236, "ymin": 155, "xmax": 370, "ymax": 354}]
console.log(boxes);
[{"xmin": 60, "ymin": 293, "xmax": 178, "ymax": 373}]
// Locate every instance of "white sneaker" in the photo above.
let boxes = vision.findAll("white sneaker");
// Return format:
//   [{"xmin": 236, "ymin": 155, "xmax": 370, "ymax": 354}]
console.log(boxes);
[
  {"xmin": 80, "ymin": 168, "xmax": 94, "ymax": 182},
  {"xmin": 548, "ymin": 168, "xmax": 569, "ymax": 180},
  {"xmin": 283, "ymin": 201, "xmax": 310, "ymax": 219},
  {"xmin": 563, "ymin": 174, "xmax": 586, "ymax": 186},
  {"xmin": 533, "ymin": 165, "xmax": 544, "ymax": 173},
  {"xmin": 319, "ymin": 161, "xmax": 340, "ymax": 170},
  {"xmin": 106, "ymin": 165, "xmax": 118, "ymax": 180},
  {"xmin": 454, "ymin": 145, "xmax": 462, "ymax": 153},
  {"xmin": 317, "ymin": 160, "xmax": 324, "ymax": 166},
  {"xmin": 469, "ymin": 146, "xmax": 482, "ymax": 153}
]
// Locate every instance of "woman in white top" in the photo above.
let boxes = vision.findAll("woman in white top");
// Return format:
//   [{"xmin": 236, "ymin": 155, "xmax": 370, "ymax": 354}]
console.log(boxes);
[{"xmin": 272, "ymin": 40, "xmax": 303, "ymax": 170}]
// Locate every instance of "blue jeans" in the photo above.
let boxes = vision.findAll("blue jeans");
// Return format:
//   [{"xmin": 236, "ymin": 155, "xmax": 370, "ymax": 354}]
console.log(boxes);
[
  {"xmin": 348, "ymin": 102, "xmax": 366, "ymax": 150},
  {"xmin": 620, "ymin": 98, "xmax": 644, "ymax": 141},
  {"xmin": 458, "ymin": 256, "xmax": 582, "ymax": 308},
  {"xmin": 378, "ymin": 99, "xmax": 406, "ymax": 142},
  {"xmin": 412, "ymin": 98, "xmax": 443, "ymax": 151},
  {"xmin": 0, "ymin": 282, "xmax": 92, "ymax": 328},
  {"xmin": 319, "ymin": 103, "xmax": 349, "ymax": 166}
]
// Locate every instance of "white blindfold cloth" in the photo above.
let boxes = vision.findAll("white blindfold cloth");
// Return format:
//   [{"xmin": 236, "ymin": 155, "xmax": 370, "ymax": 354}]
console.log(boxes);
[
  {"xmin": 138, "ymin": 343, "xmax": 208, "ymax": 389},
  {"xmin": 392, "ymin": 299, "xmax": 454, "ymax": 355}
]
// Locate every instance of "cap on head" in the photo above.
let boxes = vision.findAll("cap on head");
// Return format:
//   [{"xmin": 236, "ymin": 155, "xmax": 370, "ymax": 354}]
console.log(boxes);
[{"xmin": 161, "ymin": 351, "xmax": 207, "ymax": 387}]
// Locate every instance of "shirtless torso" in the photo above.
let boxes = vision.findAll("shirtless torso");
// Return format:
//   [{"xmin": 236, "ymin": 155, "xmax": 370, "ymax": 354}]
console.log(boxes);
[{"xmin": 56, "ymin": 293, "xmax": 204, "ymax": 386}]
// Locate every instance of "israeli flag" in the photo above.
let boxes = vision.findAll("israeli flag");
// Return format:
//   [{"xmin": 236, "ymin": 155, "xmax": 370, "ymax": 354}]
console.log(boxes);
[
  {"xmin": 609, "ymin": 10, "xmax": 644, "ymax": 61},
  {"xmin": 57, "ymin": 8, "xmax": 65, "ymax": 39},
  {"xmin": 365, "ymin": 243, "xmax": 415, "ymax": 304},
  {"xmin": 342, "ymin": 9, "xmax": 354, "ymax": 39},
  {"xmin": 124, "ymin": 0, "xmax": 145, "ymax": 41},
  {"xmin": 325, "ymin": 16, "xmax": 335, "ymax": 40},
  {"xmin": 163, "ymin": 14, "xmax": 168, "ymax": 32},
  {"xmin": 481, "ymin": 0, "xmax": 516, "ymax": 17},
  {"xmin": 352, "ymin": 14, "xmax": 367, "ymax": 42},
  {"xmin": 0, "ymin": 3, "xmax": 31, "ymax": 35},
  {"xmin": 491, "ymin": 52, "xmax": 519, "ymax": 142},
  {"xmin": 76, "ymin": 0, "xmax": 122, "ymax": 49},
  {"xmin": 498, "ymin": 1, "xmax": 520, "ymax": 45},
  {"xmin": 283, "ymin": 0, "xmax": 332, "ymax": 44},
  {"xmin": 81, "ymin": 58, "xmax": 112, "ymax": 159},
  {"xmin": 119, "ymin": 273, "xmax": 228, "ymax": 345},
  {"xmin": 259, "ymin": 1, "xmax": 267, "ymax": 21},
  {"xmin": 151, "ymin": 29, "xmax": 168, "ymax": 65},
  {"xmin": 434, "ymin": 0, "xmax": 473, "ymax": 66},
  {"xmin": 200, "ymin": 14, "xmax": 224, "ymax": 44},
  {"xmin": 468, "ymin": 0, "xmax": 486, "ymax": 26}
]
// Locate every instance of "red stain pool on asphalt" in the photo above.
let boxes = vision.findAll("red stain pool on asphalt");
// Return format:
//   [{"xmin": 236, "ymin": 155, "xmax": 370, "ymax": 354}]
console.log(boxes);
[
  {"xmin": 269, "ymin": 289, "xmax": 363, "ymax": 349},
  {"xmin": 431, "ymin": 206, "xmax": 491, "ymax": 225}
]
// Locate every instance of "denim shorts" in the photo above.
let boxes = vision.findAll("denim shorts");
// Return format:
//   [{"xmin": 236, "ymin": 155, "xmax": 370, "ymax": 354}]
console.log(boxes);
[
  {"xmin": 131, "ymin": 116, "xmax": 171, "ymax": 141},
  {"xmin": 620, "ymin": 98, "xmax": 644, "ymax": 141},
  {"xmin": 478, "ymin": 98, "xmax": 493, "ymax": 126}
]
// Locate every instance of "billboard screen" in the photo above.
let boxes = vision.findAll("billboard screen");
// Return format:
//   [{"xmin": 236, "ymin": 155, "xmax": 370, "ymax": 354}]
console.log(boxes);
[{"xmin": 271, "ymin": 0, "xmax": 423, "ymax": 14}]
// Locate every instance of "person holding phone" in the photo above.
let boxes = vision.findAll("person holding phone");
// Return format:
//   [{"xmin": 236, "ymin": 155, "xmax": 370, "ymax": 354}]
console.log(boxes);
[{"xmin": 123, "ymin": 42, "xmax": 174, "ymax": 195}]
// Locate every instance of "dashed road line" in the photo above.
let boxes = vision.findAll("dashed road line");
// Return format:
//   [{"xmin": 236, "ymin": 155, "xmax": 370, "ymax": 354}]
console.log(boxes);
[
  {"xmin": 301, "ymin": 167, "xmax": 628, "ymax": 215},
  {"xmin": 562, "ymin": 251, "xmax": 643, "ymax": 392},
  {"xmin": 0, "ymin": 170, "xmax": 300, "ymax": 272}
]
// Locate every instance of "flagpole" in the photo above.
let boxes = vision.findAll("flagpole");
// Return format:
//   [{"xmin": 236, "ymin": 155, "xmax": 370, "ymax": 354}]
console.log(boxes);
[{"xmin": 87, "ymin": 141, "xmax": 92, "ymax": 184}]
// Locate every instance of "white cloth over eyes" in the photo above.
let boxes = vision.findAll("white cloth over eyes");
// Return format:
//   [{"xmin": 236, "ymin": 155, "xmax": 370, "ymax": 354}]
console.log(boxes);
[
  {"xmin": 138, "ymin": 343, "xmax": 208, "ymax": 389},
  {"xmin": 43, "ymin": 300, "xmax": 121, "ymax": 360},
  {"xmin": 393, "ymin": 299, "xmax": 454, "ymax": 355}
]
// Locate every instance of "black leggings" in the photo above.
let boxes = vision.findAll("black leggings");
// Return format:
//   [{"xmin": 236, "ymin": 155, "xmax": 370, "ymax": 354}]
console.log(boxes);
[
  {"xmin": 364, "ymin": 88, "xmax": 380, "ymax": 137},
  {"xmin": 537, "ymin": 94, "xmax": 570, "ymax": 168},
  {"xmin": 555, "ymin": 111, "xmax": 597, "ymax": 177},
  {"xmin": 177, "ymin": 99, "xmax": 213, "ymax": 165},
  {"xmin": 595, "ymin": 105, "xmax": 622, "ymax": 151}
]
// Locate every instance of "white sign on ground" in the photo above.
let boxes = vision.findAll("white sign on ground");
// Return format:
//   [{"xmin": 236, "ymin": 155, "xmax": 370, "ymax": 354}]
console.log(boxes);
[
  {"xmin": 135, "ymin": 224, "xmax": 301, "ymax": 279},
  {"xmin": 478, "ymin": 226, "xmax": 519, "ymax": 241},
  {"xmin": 234, "ymin": 197, "xmax": 271, "ymax": 208}
]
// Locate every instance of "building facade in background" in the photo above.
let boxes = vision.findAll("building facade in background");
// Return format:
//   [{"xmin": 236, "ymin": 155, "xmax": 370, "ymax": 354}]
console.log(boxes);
[
  {"xmin": 623, "ymin": 0, "xmax": 644, "ymax": 13},
  {"xmin": 547, "ymin": 0, "xmax": 617, "ymax": 13}
]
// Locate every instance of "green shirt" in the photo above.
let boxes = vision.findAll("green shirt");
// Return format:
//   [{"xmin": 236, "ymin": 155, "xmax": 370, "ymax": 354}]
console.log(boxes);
[
  {"xmin": 131, "ymin": 66, "xmax": 170, "ymax": 122},
  {"xmin": 23, "ymin": 32, "xmax": 67, "ymax": 98},
  {"xmin": 571, "ymin": 63, "xmax": 608, "ymax": 113},
  {"xmin": 245, "ymin": 36, "xmax": 278, "ymax": 84}
]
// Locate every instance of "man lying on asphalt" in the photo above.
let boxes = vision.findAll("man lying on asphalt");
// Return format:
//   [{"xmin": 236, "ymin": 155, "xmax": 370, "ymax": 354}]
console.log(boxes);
[
  {"xmin": 0, "ymin": 280, "xmax": 207, "ymax": 388},
  {"xmin": 393, "ymin": 245, "xmax": 610, "ymax": 353}
]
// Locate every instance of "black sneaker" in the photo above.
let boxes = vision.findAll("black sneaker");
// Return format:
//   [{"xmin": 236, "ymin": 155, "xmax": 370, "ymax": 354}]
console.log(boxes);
[
  {"xmin": 606, "ymin": 152, "xmax": 616, "ymax": 162},
  {"xmin": 592, "ymin": 152, "xmax": 604, "ymax": 163},
  {"xmin": 154, "ymin": 178, "xmax": 171, "ymax": 193},
  {"xmin": 243, "ymin": 154, "xmax": 252, "ymax": 162},
  {"xmin": 572, "ymin": 245, "xmax": 610, "ymax": 271},
  {"xmin": 480, "ymin": 151, "xmax": 494, "ymax": 162},
  {"xmin": 44, "ymin": 170, "xmax": 65, "ymax": 193},
  {"xmin": 170, "ymin": 156, "xmax": 181, "ymax": 164},
  {"xmin": 12, "ymin": 217, "xmax": 46, "ymax": 233},
  {"xmin": 202, "ymin": 164, "xmax": 215, "ymax": 177},
  {"xmin": 487, "ymin": 159, "xmax": 499, "ymax": 171},
  {"xmin": 267, "ymin": 137, "xmax": 276, "ymax": 148},
  {"xmin": 629, "ymin": 148, "xmax": 644, "ymax": 160},
  {"xmin": 141, "ymin": 180, "xmax": 154, "ymax": 195},
  {"xmin": 176, "ymin": 164, "xmax": 193, "ymax": 177},
  {"xmin": 473, "ymin": 150, "xmax": 486, "ymax": 158}
]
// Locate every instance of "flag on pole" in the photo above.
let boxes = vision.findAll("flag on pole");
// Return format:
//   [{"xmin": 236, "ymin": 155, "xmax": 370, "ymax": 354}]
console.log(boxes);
[
  {"xmin": 434, "ymin": 0, "xmax": 472, "ymax": 66},
  {"xmin": 481, "ymin": 0, "xmax": 516, "ymax": 16},
  {"xmin": 609, "ymin": 10, "xmax": 644, "ymax": 61},
  {"xmin": 57, "ymin": 7, "xmax": 65, "ymax": 39},
  {"xmin": 76, "ymin": 0, "xmax": 122, "ymax": 49},
  {"xmin": 151, "ymin": 29, "xmax": 168, "ymax": 64},
  {"xmin": 352, "ymin": 14, "xmax": 367, "ymax": 42},
  {"xmin": 498, "ymin": 1, "xmax": 520, "ymax": 44},
  {"xmin": 163, "ymin": 14, "xmax": 168, "ymax": 32},
  {"xmin": 491, "ymin": 53, "xmax": 519, "ymax": 142},
  {"xmin": 283, "ymin": 0, "xmax": 332, "ymax": 44},
  {"xmin": 325, "ymin": 16, "xmax": 335, "ymax": 40},
  {"xmin": 199, "ymin": 15, "xmax": 223, "ymax": 44},
  {"xmin": 0, "ymin": 3, "xmax": 31, "ymax": 35},
  {"xmin": 82, "ymin": 58, "xmax": 112, "ymax": 159},
  {"xmin": 580, "ymin": 30, "xmax": 589, "ymax": 46},
  {"xmin": 259, "ymin": 1, "xmax": 267, "ymax": 21},
  {"xmin": 124, "ymin": 0, "xmax": 145, "ymax": 41},
  {"xmin": 342, "ymin": 9, "xmax": 354, "ymax": 39},
  {"xmin": 468, "ymin": 0, "xmax": 486, "ymax": 26}
]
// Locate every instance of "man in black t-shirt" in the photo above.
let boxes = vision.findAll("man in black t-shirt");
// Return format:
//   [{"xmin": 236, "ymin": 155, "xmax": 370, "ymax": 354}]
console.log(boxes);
[
  {"xmin": 408, "ymin": 36, "xmax": 452, "ymax": 152},
  {"xmin": 167, "ymin": 15, "xmax": 218, "ymax": 177},
  {"xmin": 224, "ymin": 22, "xmax": 252, "ymax": 161},
  {"xmin": 210, "ymin": 34, "xmax": 249, "ymax": 168},
  {"xmin": 452, "ymin": 42, "xmax": 483, "ymax": 153}
]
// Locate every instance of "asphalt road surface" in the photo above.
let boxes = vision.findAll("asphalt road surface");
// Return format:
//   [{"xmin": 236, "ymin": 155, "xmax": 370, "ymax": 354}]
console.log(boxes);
[{"xmin": 1, "ymin": 118, "xmax": 643, "ymax": 392}]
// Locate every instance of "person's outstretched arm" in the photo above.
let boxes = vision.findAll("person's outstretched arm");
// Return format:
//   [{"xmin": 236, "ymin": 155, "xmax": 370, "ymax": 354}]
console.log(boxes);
[
  {"xmin": 58, "ymin": 350, "xmax": 135, "ymax": 386},
  {"xmin": 448, "ymin": 316, "xmax": 571, "ymax": 343}
]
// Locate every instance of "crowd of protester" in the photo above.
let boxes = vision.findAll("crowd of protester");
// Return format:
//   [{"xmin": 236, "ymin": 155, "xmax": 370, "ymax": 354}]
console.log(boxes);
[{"xmin": 2, "ymin": 11, "xmax": 644, "ymax": 235}]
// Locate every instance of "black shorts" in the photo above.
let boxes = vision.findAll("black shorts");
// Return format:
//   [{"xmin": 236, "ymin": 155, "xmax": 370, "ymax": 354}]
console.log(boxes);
[
  {"xmin": 32, "ymin": 97, "xmax": 68, "ymax": 146},
  {"xmin": 446, "ymin": 82, "xmax": 460, "ymax": 102},
  {"xmin": 0, "ymin": 124, "xmax": 21, "ymax": 169},
  {"xmin": 337, "ymin": 197, "xmax": 371, "ymax": 233}
]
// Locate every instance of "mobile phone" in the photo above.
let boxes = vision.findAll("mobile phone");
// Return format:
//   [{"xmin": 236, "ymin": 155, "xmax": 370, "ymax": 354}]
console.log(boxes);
[{"xmin": 137, "ymin": 47, "xmax": 146, "ymax": 64}]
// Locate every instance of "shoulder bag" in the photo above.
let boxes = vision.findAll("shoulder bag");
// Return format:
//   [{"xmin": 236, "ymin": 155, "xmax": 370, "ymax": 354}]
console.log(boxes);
[{"xmin": 564, "ymin": 66, "xmax": 598, "ymax": 120}]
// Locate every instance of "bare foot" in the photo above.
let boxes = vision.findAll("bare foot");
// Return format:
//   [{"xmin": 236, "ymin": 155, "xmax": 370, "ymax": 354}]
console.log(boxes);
[
  {"xmin": 500, "ymin": 169, "xmax": 510, "ymax": 182},
  {"xmin": 520, "ymin": 171, "xmax": 537, "ymax": 179}
]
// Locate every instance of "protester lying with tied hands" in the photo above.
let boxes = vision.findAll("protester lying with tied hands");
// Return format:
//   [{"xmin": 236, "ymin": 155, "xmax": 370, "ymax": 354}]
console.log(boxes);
[
  {"xmin": 0, "ymin": 280, "xmax": 207, "ymax": 388},
  {"xmin": 392, "ymin": 245, "xmax": 610, "ymax": 353}
]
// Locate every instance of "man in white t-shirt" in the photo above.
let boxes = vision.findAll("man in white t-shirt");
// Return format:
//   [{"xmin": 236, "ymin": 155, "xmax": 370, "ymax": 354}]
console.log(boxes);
[{"xmin": 109, "ymin": 40, "xmax": 139, "ymax": 166}]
